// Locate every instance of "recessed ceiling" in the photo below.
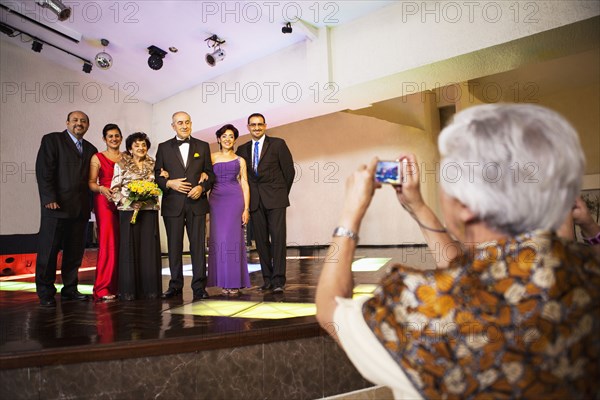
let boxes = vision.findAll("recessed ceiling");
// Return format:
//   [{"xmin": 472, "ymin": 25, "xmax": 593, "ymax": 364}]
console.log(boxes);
[{"xmin": 0, "ymin": 0, "xmax": 394, "ymax": 103}]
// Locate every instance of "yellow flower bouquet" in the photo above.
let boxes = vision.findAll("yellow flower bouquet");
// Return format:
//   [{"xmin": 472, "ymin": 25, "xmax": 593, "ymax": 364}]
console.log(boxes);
[{"xmin": 124, "ymin": 180, "xmax": 161, "ymax": 224}]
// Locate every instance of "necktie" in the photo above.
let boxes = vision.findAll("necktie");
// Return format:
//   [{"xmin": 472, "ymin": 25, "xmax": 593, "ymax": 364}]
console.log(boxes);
[
  {"xmin": 177, "ymin": 138, "xmax": 190, "ymax": 146},
  {"xmin": 253, "ymin": 141, "xmax": 259, "ymax": 175},
  {"xmin": 76, "ymin": 140, "xmax": 83, "ymax": 154}
]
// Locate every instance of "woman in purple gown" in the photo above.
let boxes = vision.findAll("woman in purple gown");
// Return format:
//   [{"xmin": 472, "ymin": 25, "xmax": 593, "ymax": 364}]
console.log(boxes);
[{"xmin": 207, "ymin": 124, "xmax": 250, "ymax": 294}]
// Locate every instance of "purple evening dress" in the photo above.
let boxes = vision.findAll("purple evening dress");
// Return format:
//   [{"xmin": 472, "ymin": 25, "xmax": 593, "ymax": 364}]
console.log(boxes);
[{"xmin": 207, "ymin": 158, "xmax": 250, "ymax": 289}]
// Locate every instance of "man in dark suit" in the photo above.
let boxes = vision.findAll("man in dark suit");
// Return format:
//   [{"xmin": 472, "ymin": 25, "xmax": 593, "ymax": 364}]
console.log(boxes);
[
  {"xmin": 155, "ymin": 111, "xmax": 215, "ymax": 301},
  {"xmin": 35, "ymin": 111, "xmax": 98, "ymax": 306},
  {"xmin": 236, "ymin": 113, "xmax": 295, "ymax": 293}
]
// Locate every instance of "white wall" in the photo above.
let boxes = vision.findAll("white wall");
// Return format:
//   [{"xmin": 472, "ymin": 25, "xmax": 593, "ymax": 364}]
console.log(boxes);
[
  {"xmin": 0, "ymin": 40, "xmax": 153, "ymax": 234},
  {"xmin": 153, "ymin": 1, "xmax": 599, "ymax": 138},
  {"xmin": 331, "ymin": 1, "xmax": 599, "ymax": 88}
]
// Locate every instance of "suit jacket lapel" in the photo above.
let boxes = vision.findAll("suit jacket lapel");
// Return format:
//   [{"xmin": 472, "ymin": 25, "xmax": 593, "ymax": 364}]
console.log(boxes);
[
  {"xmin": 258, "ymin": 136, "xmax": 270, "ymax": 171},
  {"xmin": 171, "ymin": 138, "xmax": 186, "ymax": 169},
  {"xmin": 185, "ymin": 140, "xmax": 195, "ymax": 171},
  {"xmin": 63, "ymin": 130, "xmax": 81, "ymax": 157}
]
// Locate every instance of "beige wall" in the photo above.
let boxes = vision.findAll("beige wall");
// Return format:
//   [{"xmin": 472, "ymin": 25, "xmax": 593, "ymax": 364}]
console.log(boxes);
[
  {"xmin": 0, "ymin": 40, "xmax": 153, "ymax": 235},
  {"xmin": 538, "ymin": 84, "xmax": 600, "ymax": 175},
  {"xmin": 231, "ymin": 111, "xmax": 439, "ymax": 246}
]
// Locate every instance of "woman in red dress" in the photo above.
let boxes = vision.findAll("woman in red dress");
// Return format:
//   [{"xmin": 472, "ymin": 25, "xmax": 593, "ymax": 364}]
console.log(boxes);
[{"xmin": 88, "ymin": 124, "xmax": 123, "ymax": 301}]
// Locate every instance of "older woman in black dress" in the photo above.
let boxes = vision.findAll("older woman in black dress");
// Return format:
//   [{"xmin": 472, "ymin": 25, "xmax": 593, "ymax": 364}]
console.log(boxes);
[{"xmin": 111, "ymin": 132, "xmax": 162, "ymax": 300}]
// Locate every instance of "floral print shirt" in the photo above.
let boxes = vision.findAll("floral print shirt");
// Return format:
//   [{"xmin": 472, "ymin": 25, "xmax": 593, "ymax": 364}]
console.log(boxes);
[
  {"xmin": 110, "ymin": 154, "xmax": 159, "ymax": 211},
  {"xmin": 363, "ymin": 230, "xmax": 600, "ymax": 399}
]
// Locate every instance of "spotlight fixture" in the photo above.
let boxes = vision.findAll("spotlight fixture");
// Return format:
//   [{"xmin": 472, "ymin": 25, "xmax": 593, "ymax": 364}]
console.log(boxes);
[
  {"xmin": 282, "ymin": 22, "xmax": 293, "ymax": 34},
  {"xmin": 206, "ymin": 48, "xmax": 226, "ymax": 67},
  {"xmin": 35, "ymin": 0, "xmax": 71, "ymax": 21},
  {"xmin": 31, "ymin": 40, "xmax": 43, "ymax": 52},
  {"xmin": 82, "ymin": 62, "xmax": 92, "ymax": 74},
  {"xmin": 147, "ymin": 45, "xmax": 167, "ymax": 70},
  {"xmin": 95, "ymin": 38, "xmax": 113, "ymax": 70},
  {"xmin": 204, "ymin": 34, "xmax": 226, "ymax": 67}
]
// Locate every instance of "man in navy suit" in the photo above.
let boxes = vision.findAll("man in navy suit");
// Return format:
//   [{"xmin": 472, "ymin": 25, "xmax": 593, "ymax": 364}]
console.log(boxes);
[
  {"xmin": 236, "ymin": 113, "xmax": 295, "ymax": 293},
  {"xmin": 35, "ymin": 111, "xmax": 98, "ymax": 306},
  {"xmin": 155, "ymin": 111, "xmax": 215, "ymax": 301}
]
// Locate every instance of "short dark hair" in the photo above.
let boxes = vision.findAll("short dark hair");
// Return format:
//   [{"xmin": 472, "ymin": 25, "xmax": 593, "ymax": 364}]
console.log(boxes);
[
  {"xmin": 216, "ymin": 124, "xmax": 239, "ymax": 149},
  {"xmin": 216, "ymin": 124, "xmax": 239, "ymax": 140},
  {"xmin": 247, "ymin": 113, "xmax": 266, "ymax": 125},
  {"xmin": 125, "ymin": 132, "xmax": 151, "ymax": 153},
  {"xmin": 102, "ymin": 123, "xmax": 122, "ymax": 139},
  {"xmin": 67, "ymin": 110, "xmax": 89, "ymax": 122}
]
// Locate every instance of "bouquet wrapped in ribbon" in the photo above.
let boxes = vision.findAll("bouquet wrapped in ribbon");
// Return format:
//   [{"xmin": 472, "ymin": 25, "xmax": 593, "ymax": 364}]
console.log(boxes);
[{"xmin": 124, "ymin": 180, "xmax": 161, "ymax": 224}]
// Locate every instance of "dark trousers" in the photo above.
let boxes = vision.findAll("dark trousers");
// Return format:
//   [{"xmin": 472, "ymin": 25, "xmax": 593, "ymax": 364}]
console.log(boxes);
[
  {"xmin": 163, "ymin": 203, "xmax": 207, "ymax": 294},
  {"xmin": 36, "ymin": 215, "xmax": 88, "ymax": 299},
  {"xmin": 251, "ymin": 203, "xmax": 287, "ymax": 287}
]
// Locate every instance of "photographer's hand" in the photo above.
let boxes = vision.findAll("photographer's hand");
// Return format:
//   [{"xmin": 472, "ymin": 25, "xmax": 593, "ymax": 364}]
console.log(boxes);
[
  {"xmin": 394, "ymin": 153, "xmax": 460, "ymax": 268},
  {"xmin": 394, "ymin": 153, "xmax": 426, "ymax": 214},
  {"xmin": 338, "ymin": 157, "xmax": 381, "ymax": 231}
]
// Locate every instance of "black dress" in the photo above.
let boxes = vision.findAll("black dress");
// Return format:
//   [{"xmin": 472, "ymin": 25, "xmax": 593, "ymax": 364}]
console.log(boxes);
[{"xmin": 111, "ymin": 155, "xmax": 162, "ymax": 300}]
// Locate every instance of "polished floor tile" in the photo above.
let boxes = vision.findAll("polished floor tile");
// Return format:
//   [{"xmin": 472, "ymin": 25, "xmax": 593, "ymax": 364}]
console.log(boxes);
[{"xmin": 0, "ymin": 246, "xmax": 431, "ymax": 368}]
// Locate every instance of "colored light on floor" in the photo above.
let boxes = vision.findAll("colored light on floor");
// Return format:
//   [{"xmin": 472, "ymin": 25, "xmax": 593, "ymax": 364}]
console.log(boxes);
[
  {"xmin": 352, "ymin": 284, "xmax": 377, "ymax": 300},
  {"xmin": 353, "ymin": 284, "xmax": 378, "ymax": 293},
  {"xmin": 351, "ymin": 258, "xmax": 391, "ymax": 272},
  {"xmin": 0, "ymin": 282, "xmax": 93, "ymax": 295},
  {"xmin": 352, "ymin": 293, "xmax": 374, "ymax": 300},
  {"xmin": 168, "ymin": 300, "xmax": 316, "ymax": 319},
  {"xmin": 168, "ymin": 300, "xmax": 260, "ymax": 317},
  {"xmin": 235, "ymin": 302, "xmax": 316, "ymax": 319}
]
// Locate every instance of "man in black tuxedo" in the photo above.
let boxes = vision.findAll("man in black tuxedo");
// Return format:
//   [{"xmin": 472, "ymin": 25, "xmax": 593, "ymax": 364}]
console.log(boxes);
[
  {"xmin": 35, "ymin": 111, "xmax": 98, "ymax": 307},
  {"xmin": 155, "ymin": 111, "xmax": 215, "ymax": 301},
  {"xmin": 236, "ymin": 113, "xmax": 295, "ymax": 293}
]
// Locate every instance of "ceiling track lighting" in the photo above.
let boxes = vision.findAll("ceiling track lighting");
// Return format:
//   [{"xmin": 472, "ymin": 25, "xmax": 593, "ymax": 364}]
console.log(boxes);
[
  {"xmin": 0, "ymin": 21, "xmax": 92, "ymax": 73},
  {"xmin": 31, "ymin": 40, "xmax": 43, "ymax": 52},
  {"xmin": 95, "ymin": 38, "xmax": 113, "ymax": 70},
  {"xmin": 35, "ymin": 0, "xmax": 71, "ymax": 22},
  {"xmin": 282, "ymin": 22, "xmax": 293, "ymax": 34},
  {"xmin": 204, "ymin": 34, "xmax": 226, "ymax": 67},
  {"xmin": 147, "ymin": 45, "xmax": 167, "ymax": 70},
  {"xmin": 0, "ymin": 3, "xmax": 81, "ymax": 43}
]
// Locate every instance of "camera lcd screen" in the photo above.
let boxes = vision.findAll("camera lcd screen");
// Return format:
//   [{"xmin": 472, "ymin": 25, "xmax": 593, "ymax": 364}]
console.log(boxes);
[{"xmin": 375, "ymin": 161, "xmax": 400, "ymax": 185}]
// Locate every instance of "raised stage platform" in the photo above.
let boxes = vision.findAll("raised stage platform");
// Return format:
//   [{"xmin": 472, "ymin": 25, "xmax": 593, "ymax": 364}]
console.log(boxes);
[{"xmin": 0, "ymin": 246, "xmax": 429, "ymax": 399}]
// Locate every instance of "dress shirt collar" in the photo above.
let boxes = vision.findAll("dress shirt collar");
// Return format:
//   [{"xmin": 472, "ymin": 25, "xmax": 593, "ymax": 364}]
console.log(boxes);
[{"xmin": 66, "ymin": 130, "xmax": 81, "ymax": 145}]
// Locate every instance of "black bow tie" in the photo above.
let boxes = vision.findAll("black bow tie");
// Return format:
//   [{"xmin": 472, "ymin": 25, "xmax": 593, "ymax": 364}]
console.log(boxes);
[{"xmin": 177, "ymin": 138, "xmax": 190, "ymax": 146}]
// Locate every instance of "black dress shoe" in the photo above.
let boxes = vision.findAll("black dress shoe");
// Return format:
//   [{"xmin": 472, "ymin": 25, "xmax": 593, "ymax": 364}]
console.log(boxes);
[
  {"xmin": 39, "ymin": 297, "xmax": 56, "ymax": 307},
  {"xmin": 272, "ymin": 286, "xmax": 284, "ymax": 293},
  {"xmin": 257, "ymin": 284, "xmax": 273, "ymax": 291},
  {"xmin": 61, "ymin": 291, "xmax": 89, "ymax": 301},
  {"xmin": 192, "ymin": 289, "xmax": 210, "ymax": 301},
  {"xmin": 161, "ymin": 288, "xmax": 183, "ymax": 299}
]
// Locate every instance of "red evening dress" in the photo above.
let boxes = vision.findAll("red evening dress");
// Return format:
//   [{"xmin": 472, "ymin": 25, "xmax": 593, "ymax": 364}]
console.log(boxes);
[{"xmin": 92, "ymin": 153, "xmax": 119, "ymax": 300}]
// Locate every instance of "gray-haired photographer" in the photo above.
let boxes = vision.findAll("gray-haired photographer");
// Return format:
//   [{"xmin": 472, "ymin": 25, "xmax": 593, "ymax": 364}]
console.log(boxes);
[{"xmin": 316, "ymin": 103, "xmax": 600, "ymax": 399}]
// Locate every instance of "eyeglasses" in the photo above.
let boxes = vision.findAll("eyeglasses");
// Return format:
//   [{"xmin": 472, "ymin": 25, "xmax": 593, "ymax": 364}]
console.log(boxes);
[{"xmin": 248, "ymin": 123, "xmax": 265, "ymax": 128}]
